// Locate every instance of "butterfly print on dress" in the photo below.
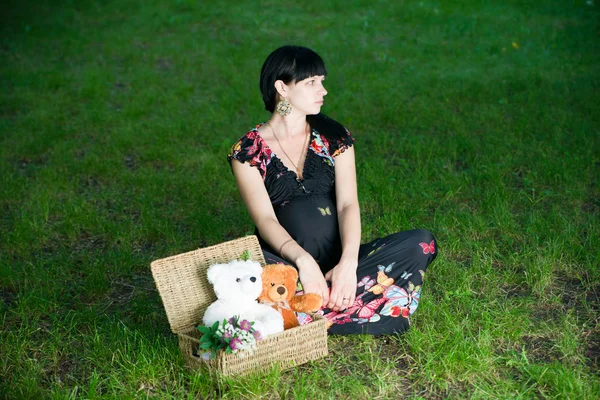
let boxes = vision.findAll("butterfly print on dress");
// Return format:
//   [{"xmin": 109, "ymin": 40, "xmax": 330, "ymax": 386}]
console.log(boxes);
[{"xmin": 419, "ymin": 241, "xmax": 435, "ymax": 254}]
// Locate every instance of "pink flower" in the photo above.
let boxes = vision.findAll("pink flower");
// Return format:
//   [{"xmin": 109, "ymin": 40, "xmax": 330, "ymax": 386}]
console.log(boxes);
[
  {"xmin": 229, "ymin": 337, "xmax": 242, "ymax": 351},
  {"xmin": 239, "ymin": 319, "xmax": 252, "ymax": 332},
  {"xmin": 252, "ymin": 330, "xmax": 262, "ymax": 341}
]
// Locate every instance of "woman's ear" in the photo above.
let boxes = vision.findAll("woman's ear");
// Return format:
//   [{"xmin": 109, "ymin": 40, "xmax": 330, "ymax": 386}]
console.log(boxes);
[{"xmin": 274, "ymin": 80, "xmax": 287, "ymax": 98}]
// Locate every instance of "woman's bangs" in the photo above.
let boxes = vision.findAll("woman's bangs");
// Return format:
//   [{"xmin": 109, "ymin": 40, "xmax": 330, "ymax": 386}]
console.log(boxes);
[{"xmin": 292, "ymin": 50, "xmax": 327, "ymax": 82}]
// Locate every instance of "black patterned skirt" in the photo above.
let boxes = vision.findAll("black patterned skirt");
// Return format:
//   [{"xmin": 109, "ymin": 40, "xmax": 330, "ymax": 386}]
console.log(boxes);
[{"xmin": 263, "ymin": 229, "xmax": 438, "ymax": 335}]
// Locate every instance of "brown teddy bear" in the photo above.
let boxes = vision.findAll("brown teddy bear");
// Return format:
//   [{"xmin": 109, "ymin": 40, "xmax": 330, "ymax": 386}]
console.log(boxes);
[{"xmin": 259, "ymin": 264, "xmax": 323, "ymax": 330}]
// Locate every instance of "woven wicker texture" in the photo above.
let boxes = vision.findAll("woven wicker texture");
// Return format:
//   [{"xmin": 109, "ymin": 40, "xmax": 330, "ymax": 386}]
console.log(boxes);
[
  {"xmin": 151, "ymin": 235, "xmax": 329, "ymax": 375},
  {"xmin": 178, "ymin": 314, "xmax": 329, "ymax": 376},
  {"xmin": 151, "ymin": 236, "xmax": 265, "ymax": 333}
]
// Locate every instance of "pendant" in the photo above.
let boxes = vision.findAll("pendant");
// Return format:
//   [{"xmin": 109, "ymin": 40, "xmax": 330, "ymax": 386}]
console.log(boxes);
[{"xmin": 296, "ymin": 177, "xmax": 310, "ymax": 194}]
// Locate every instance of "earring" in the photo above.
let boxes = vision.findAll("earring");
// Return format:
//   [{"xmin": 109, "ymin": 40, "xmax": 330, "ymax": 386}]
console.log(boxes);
[{"xmin": 276, "ymin": 98, "xmax": 292, "ymax": 116}]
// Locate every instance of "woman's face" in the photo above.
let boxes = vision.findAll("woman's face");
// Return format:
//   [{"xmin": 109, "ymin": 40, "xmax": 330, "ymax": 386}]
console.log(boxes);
[{"xmin": 281, "ymin": 75, "xmax": 327, "ymax": 116}]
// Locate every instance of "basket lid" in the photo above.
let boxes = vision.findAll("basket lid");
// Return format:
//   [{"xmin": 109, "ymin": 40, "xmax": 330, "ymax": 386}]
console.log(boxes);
[{"xmin": 150, "ymin": 235, "xmax": 265, "ymax": 333}]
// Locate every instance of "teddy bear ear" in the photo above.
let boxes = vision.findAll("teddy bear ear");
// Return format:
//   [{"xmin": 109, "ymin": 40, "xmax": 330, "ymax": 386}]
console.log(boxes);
[
  {"xmin": 250, "ymin": 261, "xmax": 263, "ymax": 276},
  {"xmin": 240, "ymin": 260, "xmax": 261, "ymax": 276},
  {"xmin": 206, "ymin": 263, "xmax": 225, "ymax": 284},
  {"xmin": 262, "ymin": 264, "xmax": 279, "ymax": 274}
]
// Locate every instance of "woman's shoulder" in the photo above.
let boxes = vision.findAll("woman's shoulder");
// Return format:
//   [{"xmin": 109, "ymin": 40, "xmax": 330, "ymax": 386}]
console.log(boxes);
[
  {"xmin": 308, "ymin": 114, "xmax": 355, "ymax": 157},
  {"xmin": 227, "ymin": 124, "xmax": 272, "ymax": 169},
  {"xmin": 231, "ymin": 124, "xmax": 261, "ymax": 143}
]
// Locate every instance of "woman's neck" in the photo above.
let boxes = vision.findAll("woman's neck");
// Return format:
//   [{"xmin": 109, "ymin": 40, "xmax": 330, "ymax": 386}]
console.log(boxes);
[{"xmin": 268, "ymin": 113, "xmax": 308, "ymax": 140}]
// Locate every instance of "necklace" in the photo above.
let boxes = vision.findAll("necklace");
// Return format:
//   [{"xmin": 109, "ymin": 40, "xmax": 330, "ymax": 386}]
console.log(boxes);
[{"xmin": 268, "ymin": 122, "xmax": 311, "ymax": 177}]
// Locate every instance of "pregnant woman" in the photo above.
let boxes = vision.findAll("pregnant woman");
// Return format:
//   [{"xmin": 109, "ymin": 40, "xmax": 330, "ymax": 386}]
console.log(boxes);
[{"xmin": 228, "ymin": 45, "xmax": 438, "ymax": 334}]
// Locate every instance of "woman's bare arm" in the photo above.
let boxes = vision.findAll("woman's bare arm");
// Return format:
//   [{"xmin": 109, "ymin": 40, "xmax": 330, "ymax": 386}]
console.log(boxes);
[
  {"xmin": 324, "ymin": 145, "xmax": 361, "ymax": 311},
  {"xmin": 334, "ymin": 146, "xmax": 361, "ymax": 262}
]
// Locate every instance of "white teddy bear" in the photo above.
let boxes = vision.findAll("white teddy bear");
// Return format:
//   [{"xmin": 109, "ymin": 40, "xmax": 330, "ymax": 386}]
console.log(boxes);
[{"xmin": 202, "ymin": 259, "xmax": 284, "ymax": 338}]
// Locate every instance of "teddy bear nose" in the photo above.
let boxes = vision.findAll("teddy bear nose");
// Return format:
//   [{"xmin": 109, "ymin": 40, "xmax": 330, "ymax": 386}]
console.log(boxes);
[
  {"xmin": 250, "ymin": 277, "xmax": 256, "ymax": 283},
  {"xmin": 277, "ymin": 286, "xmax": 286, "ymax": 295}
]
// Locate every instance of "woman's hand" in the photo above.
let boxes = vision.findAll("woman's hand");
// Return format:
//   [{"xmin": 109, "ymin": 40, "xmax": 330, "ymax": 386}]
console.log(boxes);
[
  {"xmin": 296, "ymin": 254, "xmax": 329, "ymax": 306},
  {"xmin": 324, "ymin": 257, "xmax": 358, "ymax": 311}
]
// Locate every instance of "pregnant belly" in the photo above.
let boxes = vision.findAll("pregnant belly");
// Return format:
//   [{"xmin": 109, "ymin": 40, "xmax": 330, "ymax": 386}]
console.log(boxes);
[{"xmin": 275, "ymin": 195, "xmax": 342, "ymax": 270}]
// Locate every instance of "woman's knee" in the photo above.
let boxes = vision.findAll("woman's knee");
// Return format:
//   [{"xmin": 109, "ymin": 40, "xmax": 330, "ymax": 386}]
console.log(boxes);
[
  {"xmin": 413, "ymin": 229, "xmax": 437, "ymax": 258},
  {"xmin": 387, "ymin": 229, "xmax": 436, "ymax": 246},
  {"xmin": 393, "ymin": 228, "xmax": 438, "ymax": 258},
  {"xmin": 412, "ymin": 229, "xmax": 436, "ymax": 246}
]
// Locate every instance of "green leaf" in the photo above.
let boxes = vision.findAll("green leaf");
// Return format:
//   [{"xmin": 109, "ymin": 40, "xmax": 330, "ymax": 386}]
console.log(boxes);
[
  {"xmin": 211, "ymin": 320, "xmax": 220, "ymax": 331},
  {"xmin": 198, "ymin": 326, "xmax": 211, "ymax": 334},
  {"xmin": 240, "ymin": 250, "xmax": 250, "ymax": 261},
  {"xmin": 200, "ymin": 336, "xmax": 213, "ymax": 344},
  {"xmin": 199, "ymin": 342, "xmax": 212, "ymax": 350}
]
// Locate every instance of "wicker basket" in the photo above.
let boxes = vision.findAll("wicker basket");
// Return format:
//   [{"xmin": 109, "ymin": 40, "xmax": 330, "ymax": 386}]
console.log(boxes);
[{"xmin": 151, "ymin": 235, "xmax": 329, "ymax": 376}]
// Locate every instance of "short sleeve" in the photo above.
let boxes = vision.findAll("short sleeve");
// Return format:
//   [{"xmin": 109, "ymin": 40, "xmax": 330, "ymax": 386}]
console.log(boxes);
[
  {"xmin": 328, "ymin": 128, "xmax": 355, "ymax": 158},
  {"xmin": 227, "ymin": 137, "xmax": 246, "ymax": 164},
  {"xmin": 227, "ymin": 130, "xmax": 272, "ymax": 179}
]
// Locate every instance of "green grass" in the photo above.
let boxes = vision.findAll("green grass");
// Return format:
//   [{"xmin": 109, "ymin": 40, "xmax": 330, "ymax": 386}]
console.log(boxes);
[{"xmin": 1, "ymin": 0, "xmax": 599, "ymax": 398}]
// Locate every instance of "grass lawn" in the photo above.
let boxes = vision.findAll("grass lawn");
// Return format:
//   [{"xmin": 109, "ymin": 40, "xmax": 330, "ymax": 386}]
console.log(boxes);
[{"xmin": 1, "ymin": 0, "xmax": 599, "ymax": 398}]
